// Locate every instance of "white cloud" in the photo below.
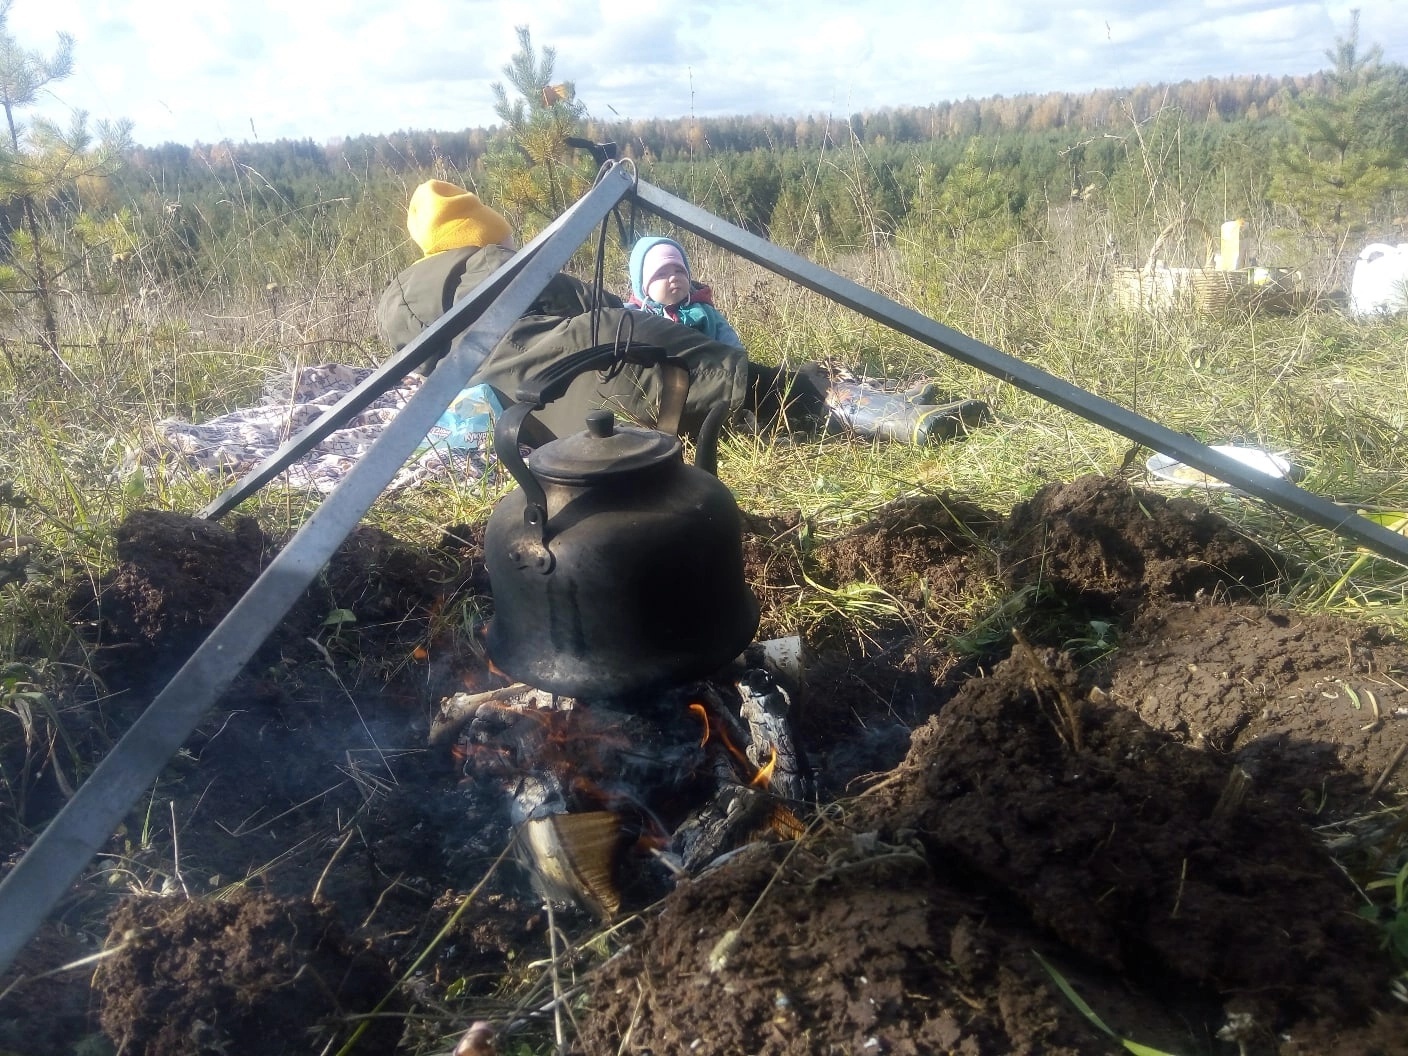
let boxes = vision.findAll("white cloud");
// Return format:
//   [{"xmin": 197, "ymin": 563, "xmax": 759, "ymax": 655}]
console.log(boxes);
[{"xmin": 5, "ymin": 0, "xmax": 1408, "ymax": 145}]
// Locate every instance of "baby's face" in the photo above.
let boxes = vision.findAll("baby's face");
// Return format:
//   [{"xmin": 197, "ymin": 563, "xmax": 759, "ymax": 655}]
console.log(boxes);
[{"xmin": 646, "ymin": 262, "xmax": 690, "ymax": 306}]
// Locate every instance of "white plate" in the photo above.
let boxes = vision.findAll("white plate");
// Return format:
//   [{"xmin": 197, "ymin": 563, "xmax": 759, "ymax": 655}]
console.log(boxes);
[{"xmin": 1145, "ymin": 445, "xmax": 1292, "ymax": 489}]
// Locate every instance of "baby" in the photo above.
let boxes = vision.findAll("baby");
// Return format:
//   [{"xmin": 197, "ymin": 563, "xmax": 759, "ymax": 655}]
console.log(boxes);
[{"xmin": 627, "ymin": 236, "xmax": 743, "ymax": 349}]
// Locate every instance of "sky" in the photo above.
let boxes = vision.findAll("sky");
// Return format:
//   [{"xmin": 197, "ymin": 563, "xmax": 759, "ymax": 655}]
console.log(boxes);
[{"xmin": 8, "ymin": 0, "xmax": 1408, "ymax": 148}]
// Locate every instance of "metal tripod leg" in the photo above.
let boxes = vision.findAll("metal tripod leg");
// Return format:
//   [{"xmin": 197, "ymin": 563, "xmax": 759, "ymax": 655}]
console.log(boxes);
[
  {"xmin": 200, "ymin": 196, "xmax": 604, "ymax": 521},
  {"xmin": 0, "ymin": 164, "xmax": 637, "ymax": 977},
  {"xmin": 632, "ymin": 178, "xmax": 1408, "ymax": 568}
]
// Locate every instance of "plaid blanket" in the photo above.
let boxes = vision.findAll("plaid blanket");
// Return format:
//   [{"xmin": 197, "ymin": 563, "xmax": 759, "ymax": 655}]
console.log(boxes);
[{"xmin": 127, "ymin": 364, "xmax": 499, "ymax": 494}]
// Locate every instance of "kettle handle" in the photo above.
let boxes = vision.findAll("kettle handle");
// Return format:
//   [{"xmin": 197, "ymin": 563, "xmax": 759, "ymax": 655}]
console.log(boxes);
[
  {"xmin": 493, "ymin": 401, "xmax": 551, "ymax": 552},
  {"xmin": 493, "ymin": 341, "xmax": 701, "ymax": 569},
  {"xmin": 694, "ymin": 402, "xmax": 729, "ymax": 476},
  {"xmin": 493, "ymin": 342, "xmax": 675, "ymax": 517},
  {"xmin": 515, "ymin": 341, "xmax": 671, "ymax": 406}
]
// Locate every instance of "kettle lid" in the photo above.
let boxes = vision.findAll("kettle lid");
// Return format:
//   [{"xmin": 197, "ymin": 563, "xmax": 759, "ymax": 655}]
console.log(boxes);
[{"xmin": 529, "ymin": 409, "xmax": 681, "ymax": 485}]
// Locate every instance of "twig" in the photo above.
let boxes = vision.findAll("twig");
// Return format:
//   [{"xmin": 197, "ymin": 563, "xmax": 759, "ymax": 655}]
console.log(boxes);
[
  {"xmin": 358, "ymin": 873, "xmax": 406, "ymax": 931},
  {"xmin": 169, "ymin": 801, "xmax": 190, "ymax": 898},
  {"xmin": 312, "ymin": 825, "xmax": 359, "ymax": 904},
  {"xmin": 546, "ymin": 899, "xmax": 567, "ymax": 1054},
  {"xmin": 616, "ymin": 981, "xmax": 647, "ymax": 1056},
  {"xmin": 1171, "ymin": 858, "xmax": 1188, "ymax": 919},
  {"xmin": 0, "ymin": 939, "xmax": 132, "ymax": 1002},
  {"xmin": 503, "ymin": 980, "xmax": 592, "ymax": 1034},
  {"xmin": 214, "ymin": 780, "xmax": 348, "ymax": 837},
  {"xmin": 1367, "ymin": 742, "xmax": 1408, "ymax": 799}
]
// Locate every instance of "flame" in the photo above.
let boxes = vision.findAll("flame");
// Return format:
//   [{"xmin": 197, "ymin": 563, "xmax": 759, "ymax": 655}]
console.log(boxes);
[
  {"xmin": 749, "ymin": 744, "xmax": 777, "ymax": 788},
  {"xmin": 476, "ymin": 620, "xmax": 511, "ymax": 680},
  {"xmin": 455, "ymin": 699, "xmax": 648, "ymax": 817},
  {"xmin": 688, "ymin": 702, "xmax": 710, "ymax": 746},
  {"xmin": 689, "ymin": 696, "xmax": 775, "ymax": 787},
  {"xmin": 689, "ymin": 698, "xmax": 749, "ymax": 765}
]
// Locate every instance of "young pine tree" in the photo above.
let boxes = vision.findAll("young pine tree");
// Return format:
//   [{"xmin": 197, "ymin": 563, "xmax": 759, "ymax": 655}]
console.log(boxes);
[
  {"xmin": 905, "ymin": 141, "xmax": 1021, "ymax": 255},
  {"xmin": 481, "ymin": 26, "xmax": 596, "ymax": 233},
  {"xmin": 0, "ymin": 0, "xmax": 131, "ymax": 371},
  {"xmin": 1269, "ymin": 11, "xmax": 1408, "ymax": 240}
]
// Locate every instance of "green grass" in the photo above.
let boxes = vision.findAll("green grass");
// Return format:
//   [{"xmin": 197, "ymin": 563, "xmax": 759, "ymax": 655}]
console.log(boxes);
[
  {"xmin": 4, "ymin": 160, "xmax": 1408, "ymax": 1051},
  {"xmin": 6, "ymin": 177, "xmax": 1408, "ymax": 714}
]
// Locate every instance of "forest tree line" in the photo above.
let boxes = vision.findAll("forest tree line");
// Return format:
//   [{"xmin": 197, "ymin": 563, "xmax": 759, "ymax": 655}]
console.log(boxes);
[
  {"xmin": 118, "ymin": 70, "xmax": 1356, "ymax": 186},
  {"xmin": 98, "ymin": 61, "xmax": 1408, "ymax": 255},
  {"xmin": 5, "ymin": 12, "xmax": 1406, "ymax": 341}
]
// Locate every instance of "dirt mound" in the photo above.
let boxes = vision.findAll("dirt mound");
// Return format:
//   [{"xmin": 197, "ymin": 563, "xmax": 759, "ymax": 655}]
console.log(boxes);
[
  {"xmin": 1003, "ymin": 474, "xmax": 1288, "ymax": 610},
  {"xmin": 3, "ymin": 475, "xmax": 1406, "ymax": 1056},
  {"xmin": 95, "ymin": 891, "xmax": 400, "ymax": 1055},
  {"xmin": 813, "ymin": 493, "xmax": 1001, "ymax": 602},
  {"xmin": 1115, "ymin": 599, "xmax": 1408, "ymax": 808},
  {"xmin": 71, "ymin": 509, "xmax": 465, "ymax": 696},
  {"xmin": 73, "ymin": 509, "xmax": 272, "ymax": 689},
  {"xmin": 575, "ymin": 635, "xmax": 1397, "ymax": 1055},
  {"xmin": 738, "ymin": 509, "xmax": 809, "ymax": 640}
]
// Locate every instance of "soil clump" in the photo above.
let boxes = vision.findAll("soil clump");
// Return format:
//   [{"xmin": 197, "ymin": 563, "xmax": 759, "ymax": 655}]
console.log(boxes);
[{"xmin": 1, "ymin": 474, "xmax": 1405, "ymax": 1056}]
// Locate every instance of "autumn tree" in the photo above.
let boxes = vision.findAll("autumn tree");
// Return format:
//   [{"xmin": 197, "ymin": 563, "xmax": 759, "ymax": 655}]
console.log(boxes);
[
  {"xmin": 0, "ymin": 0, "xmax": 130, "ymax": 369},
  {"xmin": 481, "ymin": 26, "xmax": 596, "ymax": 233},
  {"xmin": 1268, "ymin": 11, "xmax": 1408, "ymax": 238}
]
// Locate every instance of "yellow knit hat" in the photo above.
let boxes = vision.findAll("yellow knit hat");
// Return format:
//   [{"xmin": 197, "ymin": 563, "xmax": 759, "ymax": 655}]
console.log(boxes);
[{"xmin": 406, "ymin": 179, "xmax": 512, "ymax": 256}]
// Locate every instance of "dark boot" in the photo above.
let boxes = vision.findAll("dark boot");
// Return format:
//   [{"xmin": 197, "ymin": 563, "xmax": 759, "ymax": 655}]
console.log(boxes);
[{"xmin": 826, "ymin": 381, "xmax": 991, "ymax": 444}]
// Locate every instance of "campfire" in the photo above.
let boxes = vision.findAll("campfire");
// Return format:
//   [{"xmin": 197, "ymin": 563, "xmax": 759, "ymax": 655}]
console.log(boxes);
[
  {"xmin": 443, "ymin": 390, "xmax": 804, "ymax": 916},
  {"xmin": 430, "ymin": 639, "xmax": 807, "ymax": 917}
]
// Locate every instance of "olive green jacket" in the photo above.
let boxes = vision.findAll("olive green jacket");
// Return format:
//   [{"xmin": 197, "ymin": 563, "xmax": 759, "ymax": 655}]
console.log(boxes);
[{"xmin": 377, "ymin": 245, "xmax": 750, "ymax": 439}]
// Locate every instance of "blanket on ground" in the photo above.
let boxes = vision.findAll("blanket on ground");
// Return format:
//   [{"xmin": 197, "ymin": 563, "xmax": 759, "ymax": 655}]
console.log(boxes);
[{"xmin": 127, "ymin": 364, "xmax": 501, "ymax": 494}]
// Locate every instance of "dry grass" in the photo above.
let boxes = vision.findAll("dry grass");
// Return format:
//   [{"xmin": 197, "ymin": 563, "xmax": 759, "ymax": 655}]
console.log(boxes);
[{"xmin": 3, "ymin": 160, "xmax": 1408, "ymax": 1050}]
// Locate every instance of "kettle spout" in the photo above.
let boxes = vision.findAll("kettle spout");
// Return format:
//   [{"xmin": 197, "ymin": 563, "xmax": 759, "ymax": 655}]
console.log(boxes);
[{"xmin": 693, "ymin": 402, "xmax": 729, "ymax": 476}]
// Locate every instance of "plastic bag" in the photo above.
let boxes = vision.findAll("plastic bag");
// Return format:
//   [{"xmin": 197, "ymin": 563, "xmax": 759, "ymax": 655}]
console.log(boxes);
[
  {"xmin": 416, "ymin": 383, "xmax": 504, "ymax": 457},
  {"xmin": 1349, "ymin": 242, "xmax": 1408, "ymax": 318}
]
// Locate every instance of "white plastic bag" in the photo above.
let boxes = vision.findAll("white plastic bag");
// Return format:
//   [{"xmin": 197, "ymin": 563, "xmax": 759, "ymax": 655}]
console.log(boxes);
[{"xmin": 1349, "ymin": 242, "xmax": 1408, "ymax": 318}]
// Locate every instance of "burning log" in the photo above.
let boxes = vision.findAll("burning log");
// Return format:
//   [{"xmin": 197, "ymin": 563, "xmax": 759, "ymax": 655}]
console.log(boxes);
[
  {"xmin": 520, "ymin": 812, "xmax": 624, "ymax": 918},
  {"xmin": 438, "ymin": 646, "xmax": 808, "ymax": 919},
  {"xmin": 430, "ymin": 683, "xmax": 559, "ymax": 746},
  {"xmin": 736, "ymin": 667, "xmax": 807, "ymax": 801},
  {"xmin": 674, "ymin": 783, "xmax": 795, "ymax": 873}
]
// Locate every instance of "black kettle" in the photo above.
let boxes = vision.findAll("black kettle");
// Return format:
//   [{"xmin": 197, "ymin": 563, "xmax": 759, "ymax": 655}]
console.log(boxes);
[{"xmin": 483, "ymin": 344, "xmax": 759, "ymax": 699}]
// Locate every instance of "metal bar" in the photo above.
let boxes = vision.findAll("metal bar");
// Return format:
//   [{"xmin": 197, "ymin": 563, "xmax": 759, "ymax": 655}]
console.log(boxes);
[
  {"xmin": 200, "ymin": 200, "xmax": 590, "ymax": 520},
  {"xmin": 0, "ymin": 164, "xmax": 637, "ymax": 977},
  {"xmin": 632, "ymin": 179, "xmax": 1408, "ymax": 567}
]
